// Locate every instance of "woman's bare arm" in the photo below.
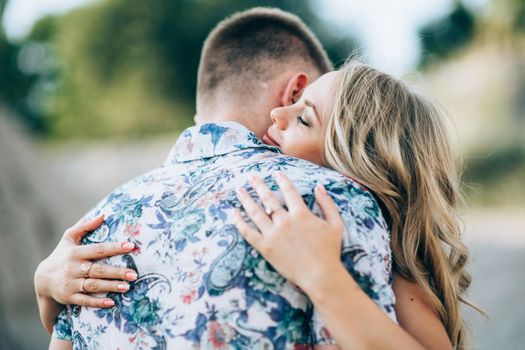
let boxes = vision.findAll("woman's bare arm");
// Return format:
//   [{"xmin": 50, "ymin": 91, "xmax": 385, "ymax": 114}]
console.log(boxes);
[
  {"xmin": 310, "ymin": 274, "xmax": 453, "ymax": 350},
  {"xmin": 302, "ymin": 263, "xmax": 425, "ymax": 350},
  {"xmin": 35, "ymin": 291, "xmax": 64, "ymax": 335},
  {"xmin": 393, "ymin": 274, "xmax": 452, "ymax": 349},
  {"xmin": 49, "ymin": 338, "xmax": 73, "ymax": 350}
]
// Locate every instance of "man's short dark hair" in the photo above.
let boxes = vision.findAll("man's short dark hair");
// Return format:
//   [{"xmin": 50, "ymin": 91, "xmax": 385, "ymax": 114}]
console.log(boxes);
[{"xmin": 197, "ymin": 7, "xmax": 333, "ymax": 103}]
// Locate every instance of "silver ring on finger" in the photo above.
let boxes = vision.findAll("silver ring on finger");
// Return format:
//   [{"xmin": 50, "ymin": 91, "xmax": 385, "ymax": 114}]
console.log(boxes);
[
  {"xmin": 265, "ymin": 204, "xmax": 283, "ymax": 219},
  {"xmin": 80, "ymin": 278, "xmax": 87, "ymax": 293},
  {"xmin": 80, "ymin": 261, "xmax": 93, "ymax": 278}
]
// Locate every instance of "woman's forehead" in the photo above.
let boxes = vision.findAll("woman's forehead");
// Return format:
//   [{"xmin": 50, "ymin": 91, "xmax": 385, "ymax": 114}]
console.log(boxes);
[
  {"xmin": 306, "ymin": 71, "xmax": 340, "ymax": 95},
  {"xmin": 304, "ymin": 71, "xmax": 341, "ymax": 118}
]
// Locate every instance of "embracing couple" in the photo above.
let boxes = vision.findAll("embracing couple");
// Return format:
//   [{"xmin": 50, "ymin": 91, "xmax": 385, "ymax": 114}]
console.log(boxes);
[{"xmin": 34, "ymin": 7, "xmax": 474, "ymax": 350}]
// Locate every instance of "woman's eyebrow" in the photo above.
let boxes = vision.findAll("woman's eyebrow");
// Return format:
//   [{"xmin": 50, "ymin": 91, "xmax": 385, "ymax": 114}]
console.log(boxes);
[{"xmin": 304, "ymin": 99, "xmax": 320, "ymax": 124}]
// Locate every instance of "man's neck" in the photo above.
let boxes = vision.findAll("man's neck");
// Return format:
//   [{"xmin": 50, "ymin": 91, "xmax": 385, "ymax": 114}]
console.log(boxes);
[{"xmin": 195, "ymin": 106, "xmax": 268, "ymax": 138}]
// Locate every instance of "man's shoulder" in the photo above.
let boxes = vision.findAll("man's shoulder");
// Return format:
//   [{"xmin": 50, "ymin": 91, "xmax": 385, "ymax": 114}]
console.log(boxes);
[
  {"xmin": 83, "ymin": 164, "xmax": 172, "ymax": 218},
  {"xmin": 248, "ymin": 153, "xmax": 386, "ymax": 230},
  {"xmin": 243, "ymin": 152, "xmax": 366, "ymax": 193},
  {"xmin": 111, "ymin": 164, "xmax": 174, "ymax": 194}
]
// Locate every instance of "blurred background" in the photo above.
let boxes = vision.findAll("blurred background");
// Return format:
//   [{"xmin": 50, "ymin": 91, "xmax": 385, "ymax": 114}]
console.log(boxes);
[{"xmin": 0, "ymin": 0, "xmax": 523, "ymax": 348}]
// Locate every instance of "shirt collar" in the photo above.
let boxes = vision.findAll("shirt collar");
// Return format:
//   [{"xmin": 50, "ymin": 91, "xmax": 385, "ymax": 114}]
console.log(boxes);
[{"xmin": 165, "ymin": 121, "xmax": 282, "ymax": 164}]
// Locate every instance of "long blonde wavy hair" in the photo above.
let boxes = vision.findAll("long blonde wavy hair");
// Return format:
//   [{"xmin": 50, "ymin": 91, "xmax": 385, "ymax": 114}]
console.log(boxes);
[{"xmin": 324, "ymin": 61, "xmax": 477, "ymax": 348}]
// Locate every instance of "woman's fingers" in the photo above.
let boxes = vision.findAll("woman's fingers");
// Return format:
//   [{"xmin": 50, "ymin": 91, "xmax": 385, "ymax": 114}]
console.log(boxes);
[
  {"xmin": 65, "ymin": 214, "xmax": 105, "ymax": 244},
  {"xmin": 248, "ymin": 175, "xmax": 285, "ymax": 218},
  {"xmin": 85, "ymin": 263, "xmax": 138, "ymax": 281},
  {"xmin": 233, "ymin": 210, "xmax": 263, "ymax": 249},
  {"xmin": 273, "ymin": 172, "xmax": 307, "ymax": 212},
  {"xmin": 73, "ymin": 241, "xmax": 135, "ymax": 261},
  {"xmin": 315, "ymin": 184, "xmax": 344, "ymax": 228},
  {"xmin": 236, "ymin": 187, "xmax": 273, "ymax": 231},
  {"xmin": 81, "ymin": 278, "xmax": 131, "ymax": 294},
  {"xmin": 70, "ymin": 293, "xmax": 116, "ymax": 309}
]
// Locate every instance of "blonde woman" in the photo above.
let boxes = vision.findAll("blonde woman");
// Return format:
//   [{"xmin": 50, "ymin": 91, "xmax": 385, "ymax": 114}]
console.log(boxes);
[{"xmin": 233, "ymin": 61, "xmax": 476, "ymax": 350}]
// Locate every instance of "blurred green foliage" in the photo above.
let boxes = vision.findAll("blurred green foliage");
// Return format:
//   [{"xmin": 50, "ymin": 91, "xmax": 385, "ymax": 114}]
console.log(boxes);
[
  {"xmin": 14, "ymin": 0, "xmax": 355, "ymax": 139},
  {"xmin": 418, "ymin": 2, "xmax": 476, "ymax": 68},
  {"xmin": 0, "ymin": 0, "xmax": 42, "ymax": 131},
  {"xmin": 499, "ymin": 0, "xmax": 525, "ymax": 31},
  {"xmin": 463, "ymin": 144, "xmax": 525, "ymax": 206}
]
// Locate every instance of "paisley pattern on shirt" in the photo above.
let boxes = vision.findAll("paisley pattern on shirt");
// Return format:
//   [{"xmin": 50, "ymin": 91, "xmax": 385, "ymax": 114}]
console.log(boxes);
[{"xmin": 52, "ymin": 121, "xmax": 395, "ymax": 349}]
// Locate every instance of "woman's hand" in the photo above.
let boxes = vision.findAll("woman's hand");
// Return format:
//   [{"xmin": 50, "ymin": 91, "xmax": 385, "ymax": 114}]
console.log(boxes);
[
  {"xmin": 233, "ymin": 172, "xmax": 345, "ymax": 294},
  {"xmin": 35, "ymin": 214, "xmax": 138, "ymax": 309}
]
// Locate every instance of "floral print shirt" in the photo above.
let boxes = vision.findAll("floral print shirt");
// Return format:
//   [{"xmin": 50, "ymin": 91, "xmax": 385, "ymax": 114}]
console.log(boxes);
[{"xmin": 52, "ymin": 121, "xmax": 396, "ymax": 349}]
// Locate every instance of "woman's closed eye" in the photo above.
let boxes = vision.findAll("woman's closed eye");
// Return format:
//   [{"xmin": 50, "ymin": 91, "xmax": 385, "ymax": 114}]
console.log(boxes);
[{"xmin": 297, "ymin": 115, "xmax": 309, "ymax": 127}]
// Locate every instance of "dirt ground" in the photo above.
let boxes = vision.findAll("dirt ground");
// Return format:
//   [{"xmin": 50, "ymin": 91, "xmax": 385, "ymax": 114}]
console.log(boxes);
[{"xmin": 462, "ymin": 208, "xmax": 525, "ymax": 349}]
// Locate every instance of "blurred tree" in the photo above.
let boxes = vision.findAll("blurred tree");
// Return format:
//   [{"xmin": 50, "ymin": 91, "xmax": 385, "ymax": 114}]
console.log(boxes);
[
  {"xmin": 418, "ymin": 2, "xmax": 476, "ymax": 68},
  {"xmin": 511, "ymin": 0, "xmax": 525, "ymax": 31},
  {"xmin": 20, "ymin": 0, "xmax": 355, "ymax": 139},
  {"xmin": 0, "ymin": 0, "xmax": 42, "ymax": 131},
  {"xmin": 463, "ymin": 143, "xmax": 525, "ymax": 206}
]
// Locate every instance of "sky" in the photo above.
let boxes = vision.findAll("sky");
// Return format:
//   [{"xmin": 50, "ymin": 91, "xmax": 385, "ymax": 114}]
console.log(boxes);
[
  {"xmin": 313, "ymin": 0, "xmax": 454, "ymax": 74},
  {"xmin": 2, "ymin": 0, "xmax": 490, "ymax": 75}
]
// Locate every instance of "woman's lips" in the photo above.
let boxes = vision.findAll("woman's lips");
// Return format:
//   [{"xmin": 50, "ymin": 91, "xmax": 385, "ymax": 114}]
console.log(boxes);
[{"xmin": 262, "ymin": 132, "xmax": 280, "ymax": 147}]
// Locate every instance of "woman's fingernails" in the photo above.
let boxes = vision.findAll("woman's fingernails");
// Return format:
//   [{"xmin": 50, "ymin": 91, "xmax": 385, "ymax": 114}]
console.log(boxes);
[
  {"xmin": 121, "ymin": 242, "xmax": 134, "ymax": 250},
  {"xmin": 103, "ymin": 299, "xmax": 115, "ymax": 307},
  {"xmin": 275, "ymin": 171, "xmax": 284, "ymax": 178},
  {"xmin": 92, "ymin": 214, "xmax": 103, "ymax": 221},
  {"xmin": 117, "ymin": 283, "xmax": 130, "ymax": 291},
  {"xmin": 236, "ymin": 188, "xmax": 246, "ymax": 197},
  {"xmin": 316, "ymin": 184, "xmax": 327, "ymax": 195},
  {"xmin": 125, "ymin": 271, "xmax": 138, "ymax": 280}
]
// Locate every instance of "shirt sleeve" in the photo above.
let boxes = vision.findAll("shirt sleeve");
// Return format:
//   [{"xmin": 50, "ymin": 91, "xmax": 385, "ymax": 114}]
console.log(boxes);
[
  {"xmin": 310, "ymin": 180, "xmax": 397, "ymax": 344},
  {"xmin": 52, "ymin": 307, "xmax": 73, "ymax": 342}
]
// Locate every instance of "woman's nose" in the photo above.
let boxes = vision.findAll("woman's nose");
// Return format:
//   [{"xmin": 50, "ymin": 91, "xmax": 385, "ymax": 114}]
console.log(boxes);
[{"xmin": 271, "ymin": 107, "xmax": 288, "ymax": 129}]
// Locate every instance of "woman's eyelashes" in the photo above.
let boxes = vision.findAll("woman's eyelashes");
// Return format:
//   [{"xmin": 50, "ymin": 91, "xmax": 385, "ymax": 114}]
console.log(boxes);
[{"xmin": 297, "ymin": 115, "xmax": 309, "ymax": 127}]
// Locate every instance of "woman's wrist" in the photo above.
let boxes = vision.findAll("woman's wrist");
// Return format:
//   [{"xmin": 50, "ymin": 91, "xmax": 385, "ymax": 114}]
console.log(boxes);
[
  {"xmin": 34, "ymin": 260, "xmax": 53, "ymax": 299},
  {"xmin": 34, "ymin": 259, "xmax": 61, "ymax": 305},
  {"xmin": 301, "ymin": 261, "xmax": 358, "ymax": 302},
  {"xmin": 34, "ymin": 262, "xmax": 47, "ymax": 298},
  {"xmin": 38, "ymin": 294, "xmax": 64, "ymax": 335}
]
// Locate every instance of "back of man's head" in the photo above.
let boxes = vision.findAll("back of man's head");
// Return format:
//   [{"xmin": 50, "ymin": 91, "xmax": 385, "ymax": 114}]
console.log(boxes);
[{"xmin": 196, "ymin": 7, "xmax": 332, "ymax": 115}]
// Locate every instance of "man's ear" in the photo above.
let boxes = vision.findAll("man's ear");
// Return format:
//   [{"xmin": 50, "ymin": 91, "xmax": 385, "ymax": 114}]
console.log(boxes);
[{"xmin": 281, "ymin": 72, "xmax": 309, "ymax": 106}]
